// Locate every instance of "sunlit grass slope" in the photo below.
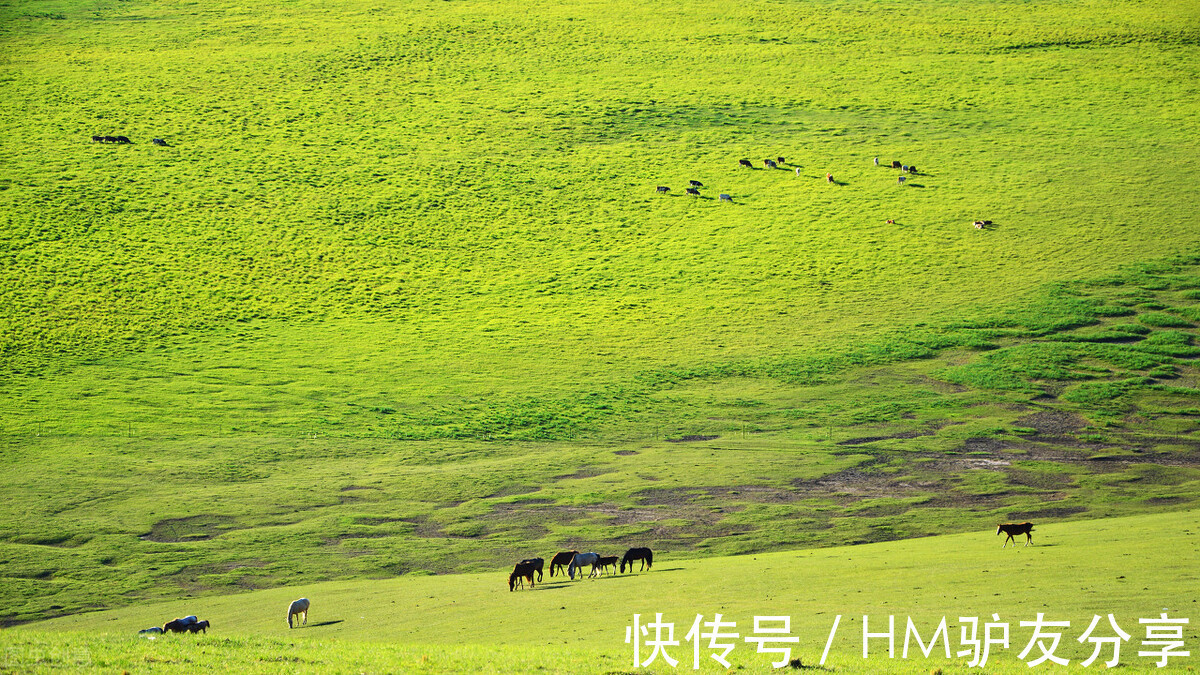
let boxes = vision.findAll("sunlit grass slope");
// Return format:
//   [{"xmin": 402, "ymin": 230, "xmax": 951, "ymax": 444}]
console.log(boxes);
[
  {"xmin": 8, "ymin": 511, "xmax": 1200, "ymax": 673},
  {"xmin": 4, "ymin": 0, "xmax": 1200, "ymax": 639}
]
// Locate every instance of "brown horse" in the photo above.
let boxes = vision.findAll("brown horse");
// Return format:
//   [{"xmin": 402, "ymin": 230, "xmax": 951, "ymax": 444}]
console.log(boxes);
[
  {"xmin": 509, "ymin": 560, "xmax": 540, "ymax": 591},
  {"xmin": 549, "ymin": 550, "xmax": 578, "ymax": 578},
  {"xmin": 997, "ymin": 522, "xmax": 1034, "ymax": 547}
]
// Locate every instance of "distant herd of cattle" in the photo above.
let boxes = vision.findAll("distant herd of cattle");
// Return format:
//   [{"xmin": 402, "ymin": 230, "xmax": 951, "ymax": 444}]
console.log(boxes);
[
  {"xmin": 655, "ymin": 155, "xmax": 989, "ymax": 227},
  {"xmin": 92, "ymin": 135, "xmax": 169, "ymax": 146}
]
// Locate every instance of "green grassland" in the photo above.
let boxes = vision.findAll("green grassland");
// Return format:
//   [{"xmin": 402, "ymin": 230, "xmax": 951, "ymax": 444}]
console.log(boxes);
[
  {"xmin": 3, "ymin": 0, "xmax": 1200, "ymax": 667},
  {"xmin": 5, "ymin": 512, "xmax": 1200, "ymax": 672}
]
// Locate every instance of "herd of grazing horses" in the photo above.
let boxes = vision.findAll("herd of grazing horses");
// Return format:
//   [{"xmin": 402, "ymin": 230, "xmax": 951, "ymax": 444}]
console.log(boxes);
[{"xmin": 509, "ymin": 547, "xmax": 653, "ymax": 591}]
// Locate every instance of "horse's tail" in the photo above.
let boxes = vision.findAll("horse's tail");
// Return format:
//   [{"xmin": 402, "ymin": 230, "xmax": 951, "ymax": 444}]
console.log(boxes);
[{"xmin": 646, "ymin": 550, "xmax": 653, "ymax": 569}]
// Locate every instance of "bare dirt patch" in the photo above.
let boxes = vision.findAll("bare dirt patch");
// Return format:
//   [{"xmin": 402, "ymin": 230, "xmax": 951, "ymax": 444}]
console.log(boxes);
[{"xmin": 667, "ymin": 435, "xmax": 719, "ymax": 443}]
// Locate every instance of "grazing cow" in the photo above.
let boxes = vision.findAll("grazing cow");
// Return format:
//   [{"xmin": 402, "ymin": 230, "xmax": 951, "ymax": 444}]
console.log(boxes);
[
  {"xmin": 874, "ymin": 156, "xmax": 879, "ymax": 166},
  {"xmin": 689, "ymin": 180, "xmax": 703, "ymax": 187},
  {"xmin": 907, "ymin": 165, "xmax": 917, "ymax": 174},
  {"xmin": 103, "ymin": 136, "xmax": 118, "ymax": 143},
  {"xmin": 826, "ymin": 173, "xmax": 834, "ymax": 183},
  {"xmin": 974, "ymin": 220, "xmax": 993, "ymax": 229},
  {"xmin": 776, "ymin": 156, "xmax": 785, "ymax": 165},
  {"xmin": 891, "ymin": 160, "xmax": 902, "ymax": 169},
  {"xmin": 739, "ymin": 159, "xmax": 753, "ymax": 168},
  {"xmin": 898, "ymin": 176, "xmax": 906, "ymax": 184},
  {"xmin": 115, "ymin": 136, "xmax": 131, "ymax": 144},
  {"xmin": 549, "ymin": 550, "xmax": 578, "ymax": 578},
  {"xmin": 287, "ymin": 598, "xmax": 310, "ymax": 628},
  {"xmin": 719, "ymin": 193, "xmax": 732, "ymax": 202},
  {"xmin": 163, "ymin": 616, "xmax": 199, "ymax": 633},
  {"xmin": 655, "ymin": 186, "xmax": 670, "ymax": 194},
  {"xmin": 764, "ymin": 158, "xmax": 777, "ymax": 169},
  {"xmin": 186, "ymin": 620, "xmax": 210, "ymax": 634},
  {"xmin": 596, "ymin": 555, "xmax": 619, "ymax": 576},
  {"xmin": 685, "ymin": 187, "xmax": 700, "ymax": 196},
  {"xmin": 91, "ymin": 135, "xmax": 104, "ymax": 143},
  {"xmin": 886, "ymin": 219, "xmax": 895, "ymax": 224},
  {"xmin": 152, "ymin": 138, "xmax": 168, "ymax": 146},
  {"xmin": 997, "ymin": 522, "xmax": 1034, "ymax": 547}
]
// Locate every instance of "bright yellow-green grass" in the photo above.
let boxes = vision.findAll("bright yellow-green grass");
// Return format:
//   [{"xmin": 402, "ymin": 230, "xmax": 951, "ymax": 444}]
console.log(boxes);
[
  {"xmin": 4, "ymin": 0, "xmax": 1200, "ymax": 666},
  {"xmin": 7, "ymin": 511, "xmax": 1199, "ymax": 672}
]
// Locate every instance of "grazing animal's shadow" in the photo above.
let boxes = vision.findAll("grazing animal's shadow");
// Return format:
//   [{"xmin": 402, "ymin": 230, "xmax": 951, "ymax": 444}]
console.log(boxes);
[
  {"xmin": 307, "ymin": 620, "xmax": 344, "ymax": 627},
  {"xmin": 904, "ymin": 182, "xmax": 925, "ymax": 188}
]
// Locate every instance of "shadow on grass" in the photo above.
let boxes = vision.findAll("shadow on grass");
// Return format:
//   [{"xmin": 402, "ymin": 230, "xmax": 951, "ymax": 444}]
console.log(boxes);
[{"xmin": 308, "ymin": 620, "xmax": 345, "ymax": 627}]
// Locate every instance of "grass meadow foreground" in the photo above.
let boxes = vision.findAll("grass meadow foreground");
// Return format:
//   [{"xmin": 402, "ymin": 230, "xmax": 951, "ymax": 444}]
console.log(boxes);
[
  {"xmin": 5, "ymin": 512, "xmax": 1200, "ymax": 673},
  {"xmin": 2, "ymin": 0, "xmax": 1200, "ymax": 670}
]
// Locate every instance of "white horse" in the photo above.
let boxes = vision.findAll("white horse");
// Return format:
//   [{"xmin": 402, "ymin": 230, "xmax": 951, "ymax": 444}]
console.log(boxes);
[
  {"xmin": 567, "ymin": 552, "xmax": 601, "ymax": 580},
  {"xmin": 287, "ymin": 598, "xmax": 310, "ymax": 628}
]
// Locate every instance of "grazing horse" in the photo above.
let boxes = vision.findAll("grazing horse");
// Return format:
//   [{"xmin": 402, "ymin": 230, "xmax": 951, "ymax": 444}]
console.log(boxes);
[
  {"xmin": 186, "ymin": 620, "xmax": 210, "ymax": 634},
  {"xmin": 689, "ymin": 180, "xmax": 703, "ymax": 187},
  {"xmin": 719, "ymin": 193, "xmax": 733, "ymax": 202},
  {"xmin": 891, "ymin": 160, "xmax": 902, "ymax": 169},
  {"xmin": 115, "ymin": 136, "xmax": 132, "ymax": 144},
  {"xmin": 620, "ymin": 547, "xmax": 653, "ymax": 574},
  {"xmin": 509, "ymin": 559, "xmax": 540, "ymax": 591},
  {"xmin": 568, "ymin": 552, "xmax": 601, "ymax": 579},
  {"xmin": 287, "ymin": 598, "xmax": 310, "ymax": 628},
  {"xmin": 596, "ymin": 555, "xmax": 619, "ymax": 576},
  {"xmin": 163, "ymin": 616, "xmax": 198, "ymax": 633},
  {"xmin": 91, "ymin": 135, "xmax": 104, "ymax": 142},
  {"xmin": 519, "ymin": 557, "xmax": 544, "ymax": 583},
  {"xmin": 103, "ymin": 136, "xmax": 118, "ymax": 143},
  {"xmin": 997, "ymin": 522, "xmax": 1034, "ymax": 547},
  {"xmin": 685, "ymin": 187, "xmax": 700, "ymax": 196},
  {"xmin": 549, "ymin": 550, "xmax": 578, "ymax": 578},
  {"xmin": 739, "ymin": 159, "xmax": 753, "ymax": 168}
]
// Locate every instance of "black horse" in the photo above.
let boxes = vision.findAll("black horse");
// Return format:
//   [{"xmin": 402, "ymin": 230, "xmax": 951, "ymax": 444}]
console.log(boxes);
[
  {"xmin": 997, "ymin": 522, "xmax": 1034, "ymax": 547},
  {"xmin": 509, "ymin": 559, "xmax": 541, "ymax": 591},
  {"xmin": 549, "ymin": 550, "xmax": 578, "ymax": 578},
  {"xmin": 620, "ymin": 547, "xmax": 653, "ymax": 574},
  {"xmin": 519, "ymin": 557, "xmax": 544, "ymax": 583}
]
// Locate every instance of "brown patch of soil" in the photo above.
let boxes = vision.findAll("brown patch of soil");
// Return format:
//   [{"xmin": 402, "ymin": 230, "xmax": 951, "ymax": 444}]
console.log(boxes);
[
  {"xmin": 553, "ymin": 467, "xmax": 612, "ymax": 480},
  {"xmin": 667, "ymin": 435, "xmax": 719, "ymax": 443},
  {"xmin": 1016, "ymin": 410, "xmax": 1088, "ymax": 436},
  {"xmin": 614, "ymin": 449, "xmax": 639, "ymax": 456}
]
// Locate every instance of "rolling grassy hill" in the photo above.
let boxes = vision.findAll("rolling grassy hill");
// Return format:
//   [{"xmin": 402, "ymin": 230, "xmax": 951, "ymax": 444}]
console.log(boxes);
[
  {"xmin": 6, "ymin": 511, "xmax": 1199, "ymax": 672},
  {"xmin": 2, "ymin": 0, "xmax": 1200, "ymax": 666}
]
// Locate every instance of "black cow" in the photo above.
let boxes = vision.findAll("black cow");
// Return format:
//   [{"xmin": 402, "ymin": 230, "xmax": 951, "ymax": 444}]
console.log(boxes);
[
  {"xmin": 655, "ymin": 186, "xmax": 670, "ymax": 193},
  {"xmin": 739, "ymin": 159, "xmax": 753, "ymax": 168},
  {"xmin": 907, "ymin": 165, "xmax": 917, "ymax": 174},
  {"xmin": 776, "ymin": 156, "xmax": 785, "ymax": 165},
  {"xmin": 891, "ymin": 160, "xmax": 902, "ymax": 169},
  {"xmin": 689, "ymin": 180, "xmax": 703, "ymax": 187},
  {"xmin": 685, "ymin": 187, "xmax": 700, "ymax": 196},
  {"xmin": 115, "ymin": 136, "xmax": 131, "ymax": 144},
  {"xmin": 91, "ymin": 135, "xmax": 104, "ymax": 142}
]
